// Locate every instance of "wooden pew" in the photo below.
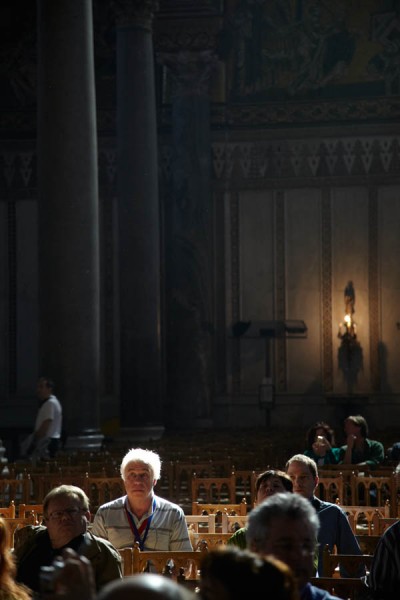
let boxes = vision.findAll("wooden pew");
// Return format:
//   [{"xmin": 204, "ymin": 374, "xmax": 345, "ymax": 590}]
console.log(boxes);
[
  {"xmin": 310, "ymin": 577, "xmax": 369, "ymax": 600},
  {"xmin": 131, "ymin": 542, "xmax": 208, "ymax": 578},
  {"xmin": 322, "ymin": 545, "xmax": 372, "ymax": 578}
]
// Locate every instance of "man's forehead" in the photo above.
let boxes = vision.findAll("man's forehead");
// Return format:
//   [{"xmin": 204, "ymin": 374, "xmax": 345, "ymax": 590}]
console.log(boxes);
[
  {"xmin": 48, "ymin": 495, "xmax": 79, "ymax": 507},
  {"xmin": 125, "ymin": 461, "xmax": 150, "ymax": 471},
  {"xmin": 288, "ymin": 461, "xmax": 313, "ymax": 475},
  {"xmin": 269, "ymin": 516, "xmax": 313, "ymax": 538}
]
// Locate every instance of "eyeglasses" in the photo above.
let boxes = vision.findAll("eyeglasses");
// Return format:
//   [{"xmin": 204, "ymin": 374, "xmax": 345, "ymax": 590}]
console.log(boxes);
[{"xmin": 47, "ymin": 508, "xmax": 84, "ymax": 520}]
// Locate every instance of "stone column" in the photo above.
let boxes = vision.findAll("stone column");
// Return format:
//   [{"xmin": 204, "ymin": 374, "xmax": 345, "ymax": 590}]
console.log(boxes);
[
  {"xmin": 160, "ymin": 50, "xmax": 217, "ymax": 427},
  {"xmin": 37, "ymin": 0, "xmax": 102, "ymax": 446},
  {"xmin": 116, "ymin": 1, "xmax": 163, "ymax": 433}
]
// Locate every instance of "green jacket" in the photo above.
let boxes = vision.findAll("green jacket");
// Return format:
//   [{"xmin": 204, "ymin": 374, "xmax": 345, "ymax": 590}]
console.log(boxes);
[
  {"xmin": 338, "ymin": 438, "xmax": 384, "ymax": 466},
  {"xmin": 14, "ymin": 525, "xmax": 122, "ymax": 593}
]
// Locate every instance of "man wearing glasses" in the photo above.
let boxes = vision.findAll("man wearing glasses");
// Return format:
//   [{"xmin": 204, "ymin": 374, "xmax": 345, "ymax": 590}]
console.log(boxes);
[
  {"xmin": 15, "ymin": 485, "xmax": 122, "ymax": 594},
  {"xmin": 247, "ymin": 493, "xmax": 342, "ymax": 600}
]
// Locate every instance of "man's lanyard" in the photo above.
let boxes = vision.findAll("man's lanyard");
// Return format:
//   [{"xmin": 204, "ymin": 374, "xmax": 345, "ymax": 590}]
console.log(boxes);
[{"xmin": 125, "ymin": 498, "xmax": 156, "ymax": 550}]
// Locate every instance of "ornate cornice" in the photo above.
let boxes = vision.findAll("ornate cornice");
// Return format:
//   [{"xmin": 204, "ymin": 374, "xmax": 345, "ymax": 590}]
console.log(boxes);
[
  {"xmin": 114, "ymin": 0, "xmax": 159, "ymax": 30},
  {"xmin": 158, "ymin": 50, "xmax": 218, "ymax": 97},
  {"xmin": 224, "ymin": 98, "xmax": 400, "ymax": 128},
  {"xmin": 155, "ymin": 17, "xmax": 223, "ymax": 52}
]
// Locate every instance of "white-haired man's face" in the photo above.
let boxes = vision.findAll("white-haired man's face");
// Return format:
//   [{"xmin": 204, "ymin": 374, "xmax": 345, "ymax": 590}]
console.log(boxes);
[{"xmin": 123, "ymin": 461, "xmax": 156, "ymax": 503}]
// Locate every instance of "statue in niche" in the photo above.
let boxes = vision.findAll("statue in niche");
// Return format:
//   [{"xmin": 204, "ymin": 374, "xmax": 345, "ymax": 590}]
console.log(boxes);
[
  {"xmin": 338, "ymin": 280, "xmax": 362, "ymax": 393},
  {"xmin": 344, "ymin": 280, "xmax": 355, "ymax": 316}
]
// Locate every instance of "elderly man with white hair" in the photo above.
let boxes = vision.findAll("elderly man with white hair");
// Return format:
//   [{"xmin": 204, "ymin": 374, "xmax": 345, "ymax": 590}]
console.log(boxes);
[{"xmin": 91, "ymin": 448, "xmax": 192, "ymax": 551}]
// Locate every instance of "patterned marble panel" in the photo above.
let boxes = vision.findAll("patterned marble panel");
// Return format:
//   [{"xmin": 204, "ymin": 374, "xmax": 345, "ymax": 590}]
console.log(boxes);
[
  {"xmin": 285, "ymin": 189, "xmax": 322, "ymax": 392},
  {"xmin": 379, "ymin": 188, "xmax": 400, "ymax": 391},
  {"xmin": 238, "ymin": 190, "xmax": 274, "ymax": 391},
  {"xmin": 331, "ymin": 188, "xmax": 370, "ymax": 393}
]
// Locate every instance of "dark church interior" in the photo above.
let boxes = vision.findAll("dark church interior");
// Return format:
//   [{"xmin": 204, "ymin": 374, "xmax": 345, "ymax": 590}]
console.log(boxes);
[{"xmin": 1, "ymin": 0, "xmax": 400, "ymax": 463}]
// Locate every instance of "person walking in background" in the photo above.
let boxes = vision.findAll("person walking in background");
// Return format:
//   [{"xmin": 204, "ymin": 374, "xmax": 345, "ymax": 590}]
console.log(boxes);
[{"xmin": 21, "ymin": 376, "xmax": 62, "ymax": 460}]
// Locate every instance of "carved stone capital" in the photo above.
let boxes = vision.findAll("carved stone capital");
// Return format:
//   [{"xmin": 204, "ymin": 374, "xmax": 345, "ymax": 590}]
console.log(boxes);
[
  {"xmin": 114, "ymin": 0, "xmax": 159, "ymax": 31},
  {"xmin": 158, "ymin": 50, "xmax": 218, "ymax": 97}
]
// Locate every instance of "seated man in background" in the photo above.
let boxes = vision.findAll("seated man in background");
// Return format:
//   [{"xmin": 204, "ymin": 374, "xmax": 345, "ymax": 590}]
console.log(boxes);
[
  {"xmin": 286, "ymin": 454, "xmax": 363, "ymax": 577},
  {"xmin": 228, "ymin": 469, "xmax": 293, "ymax": 549},
  {"xmin": 91, "ymin": 447, "xmax": 192, "ymax": 551},
  {"xmin": 15, "ymin": 485, "xmax": 122, "ymax": 594},
  {"xmin": 246, "ymin": 492, "xmax": 342, "ymax": 600},
  {"xmin": 339, "ymin": 415, "xmax": 384, "ymax": 467}
]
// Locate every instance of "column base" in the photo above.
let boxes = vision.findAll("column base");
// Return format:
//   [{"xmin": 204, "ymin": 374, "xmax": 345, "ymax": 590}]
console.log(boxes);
[
  {"xmin": 116, "ymin": 426, "xmax": 165, "ymax": 444},
  {"xmin": 64, "ymin": 429, "xmax": 104, "ymax": 451}
]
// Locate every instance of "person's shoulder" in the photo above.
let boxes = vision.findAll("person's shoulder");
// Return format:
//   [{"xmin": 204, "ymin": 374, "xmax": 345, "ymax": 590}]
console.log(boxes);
[
  {"xmin": 368, "ymin": 437, "xmax": 384, "ymax": 448},
  {"xmin": 85, "ymin": 531, "xmax": 121, "ymax": 558},
  {"xmin": 309, "ymin": 584, "xmax": 342, "ymax": 599},
  {"xmin": 14, "ymin": 525, "xmax": 47, "ymax": 555},
  {"xmin": 314, "ymin": 498, "xmax": 345, "ymax": 515},
  {"xmin": 154, "ymin": 495, "xmax": 184, "ymax": 513},
  {"xmin": 96, "ymin": 496, "xmax": 126, "ymax": 512}
]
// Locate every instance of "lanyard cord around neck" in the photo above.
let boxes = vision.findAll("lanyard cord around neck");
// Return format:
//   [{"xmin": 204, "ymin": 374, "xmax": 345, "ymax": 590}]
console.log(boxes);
[{"xmin": 125, "ymin": 498, "xmax": 156, "ymax": 550}]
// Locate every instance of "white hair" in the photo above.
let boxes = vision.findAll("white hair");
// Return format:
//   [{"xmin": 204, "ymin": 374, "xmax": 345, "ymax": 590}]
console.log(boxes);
[{"xmin": 120, "ymin": 448, "xmax": 162, "ymax": 481}]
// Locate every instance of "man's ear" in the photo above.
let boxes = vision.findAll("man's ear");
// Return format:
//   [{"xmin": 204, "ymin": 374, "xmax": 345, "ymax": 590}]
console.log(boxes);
[{"xmin": 314, "ymin": 476, "xmax": 319, "ymax": 487}]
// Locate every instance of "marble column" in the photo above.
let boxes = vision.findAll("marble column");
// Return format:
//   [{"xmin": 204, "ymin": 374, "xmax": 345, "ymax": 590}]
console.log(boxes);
[
  {"xmin": 116, "ymin": 1, "xmax": 163, "ymax": 431},
  {"xmin": 160, "ymin": 50, "xmax": 217, "ymax": 427},
  {"xmin": 37, "ymin": 0, "xmax": 102, "ymax": 445}
]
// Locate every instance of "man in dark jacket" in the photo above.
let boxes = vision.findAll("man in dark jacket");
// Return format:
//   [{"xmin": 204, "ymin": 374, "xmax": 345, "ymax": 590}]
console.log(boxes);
[{"xmin": 15, "ymin": 484, "xmax": 122, "ymax": 594}]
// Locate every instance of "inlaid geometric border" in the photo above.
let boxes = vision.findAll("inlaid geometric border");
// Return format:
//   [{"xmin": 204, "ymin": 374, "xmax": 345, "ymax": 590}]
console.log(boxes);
[
  {"xmin": 230, "ymin": 190, "xmax": 241, "ymax": 393},
  {"xmin": 368, "ymin": 187, "xmax": 380, "ymax": 391},
  {"xmin": 274, "ymin": 190, "xmax": 287, "ymax": 392},
  {"xmin": 321, "ymin": 187, "xmax": 333, "ymax": 391}
]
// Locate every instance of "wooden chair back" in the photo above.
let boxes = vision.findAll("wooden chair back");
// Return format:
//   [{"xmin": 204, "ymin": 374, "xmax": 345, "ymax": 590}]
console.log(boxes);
[
  {"xmin": 322, "ymin": 545, "xmax": 372, "ymax": 578},
  {"xmin": 3, "ymin": 514, "xmax": 38, "ymax": 548},
  {"xmin": 82, "ymin": 476, "xmax": 125, "ymax": 514},
  {"xmin": 131, "ymin": 542, "xmax": 208, "ymax": 579},
  {"xmin": 0, "ymin": 478, "xmax": 31, "ymax": 505},
  {"xmin": 221, "ymin": 513, "xmax": 248, "ymax": 534},
  {"xmin": 190, "ymin": 533, "xmax": 232, "ymax": 549},
  {"xmin": 233, "ymin": 470, "xmax": 257, "ymax": 505},
  {"xmin": 350, "ymin": 472, "xmax": 397, "ymax": 514},
  {"xmin": 339, "ymin": 502, "xmax": 389, "ymax": 534},
  {"xmin": 191, "ymin": 472, "xmax": 236, "ymax": 506},
  {"xmin": 118, "ymin": 547, "xmax": 134, "ymax": 576},
  {"xmin": 18, "ymin": 503, "xmax": 44, "ymax": 524},
  {"xmin": 191, "ymin": 501, "xmax": 247, "ymax": 516},
  {"xmin": 186, "ymin": 514, "xmax": 216, "ymax": 533},
  {"xmin": 356, "ymin": 535, "xmax": 381, "ymax": 555},
  {"xmin": 372, "ymin": 514, "xmax": 399, "ymax": 535},
  {"xmin": 315, "ymin": 473, "xmax": 343, "ymax": 504},
  {"xmin": 310, "ymin": 577, "xmax": 369, "ymax": 600},
  {"xmin": 0, "ymin": 501, "xmax": 16, "ymax": 519}
]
